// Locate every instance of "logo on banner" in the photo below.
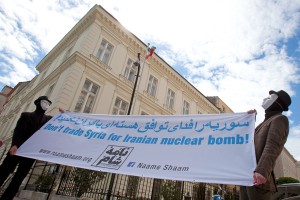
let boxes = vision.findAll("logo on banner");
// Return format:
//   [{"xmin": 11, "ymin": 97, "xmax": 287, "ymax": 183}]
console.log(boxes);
[
  {"xmin": 92, "ymin": 145, "xmax": 134, "ymax": 169},
  {"xmin": 127, "ymin": 162, "xmax": 136, "ymax": 167}
]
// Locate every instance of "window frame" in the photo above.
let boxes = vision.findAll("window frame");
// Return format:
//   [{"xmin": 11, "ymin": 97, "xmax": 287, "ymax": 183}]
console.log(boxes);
[
  {"xmin": 166, "ymin": 88, "xmax": 175, "ymax": 109},
  {"xmin": 96, "ymin": 39, "xmax": 114, "ymax": 65},
  {"xmin": 146, "ymin": 75, "xmax": 158, "ymax": 97},
  {"xmin": 112, "ymin": 97, "xmax": 129, "ymax": 115},
  {"xmin": 74, "ymin": 79, "xmax": 100, "ymax": 113},
  {"xmin": 183, "ymin": 100, "xmax": 190, "ymax": 114},
  {"xmin": 124, "ymin": 58, "xmax": 138, "ymax": 82}
]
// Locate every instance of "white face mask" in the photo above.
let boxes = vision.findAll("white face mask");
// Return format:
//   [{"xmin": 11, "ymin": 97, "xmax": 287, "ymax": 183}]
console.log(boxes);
[
  {"xmin": 262, "ymin": 94, "xmax": 278, "ymax": 110},
  {"xmin": 40, "ymin": 100, "xmax": 51, "ymax": 111}
]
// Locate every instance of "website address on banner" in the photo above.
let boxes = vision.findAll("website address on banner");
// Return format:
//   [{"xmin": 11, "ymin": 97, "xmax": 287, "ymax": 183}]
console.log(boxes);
[{"xmin": 39, "ymin": 149, "xmax": 92, "ymax": 163}]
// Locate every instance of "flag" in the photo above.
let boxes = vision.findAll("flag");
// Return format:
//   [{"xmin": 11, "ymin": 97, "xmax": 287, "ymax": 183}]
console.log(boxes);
[{"xmin": 145, "ymin": 44, "xmax": 156, "ymax": 59}]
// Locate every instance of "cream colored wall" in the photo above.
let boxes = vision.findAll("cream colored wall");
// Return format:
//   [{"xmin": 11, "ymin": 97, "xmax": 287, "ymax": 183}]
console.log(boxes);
[
  {"xmin": 111, "ymin": 43, "xmax": 128, "ymax": 75},
  {"xmin": 274, "ymin": 148, "xmax": 298, "ymax": 180},
  {"xmin": 281, "ymin": 148, "xmax": 298, "ymax": 178},
  {"xmin": 274, "ymin": 154, "xmax": 284, "ymax": 177},
  {"xmin": 297, "ymin": 162, "xmax": 300, "ymax": 180},
  {"xmin": 80, "ymin": 23, "xmax": 102, "ymax": 56},
  {"xmin": 0, "ymin": 86, "xmax": 13, "ymax": 111},
  {"xmin": 157, "ymin": 76, "xmax": 168, "ymax": 106}
]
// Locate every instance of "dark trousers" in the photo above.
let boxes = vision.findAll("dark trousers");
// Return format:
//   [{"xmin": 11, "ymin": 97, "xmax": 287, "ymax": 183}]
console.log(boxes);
[
  {"xmin": 0, "ymin": 153, "xmax": 35, "ymax": 200},
  {"xmin": 239, "ymin": 186, "xmax": 273, "ymax": 200}
]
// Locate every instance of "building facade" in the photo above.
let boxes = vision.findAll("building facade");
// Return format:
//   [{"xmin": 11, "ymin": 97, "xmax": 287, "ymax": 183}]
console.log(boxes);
[
  {"xmin": 274, "ymin": 147, "xmax": 300, "ymax": 180},
  {"xmin": 207, "ymin": 96, "xmax": 233, "ymax": 113},
  {"xmin": 0, "ymin": 85, "xmax": 13, "ymax": 114},
  {"xmin": 0, "ymin": 4, "xmax": 298, "ymax": 200}
]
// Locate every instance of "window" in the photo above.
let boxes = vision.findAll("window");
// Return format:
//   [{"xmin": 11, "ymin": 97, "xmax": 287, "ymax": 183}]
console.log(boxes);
[
  {"xmin": 166, "ymin": 89, "xmax": 175, "ymax": 109},
  {"xmin": 96, "ymin": 39, "xmax": 113, "ymax": 65},
  {"xmin": 112, "ymin": 97, "xmax": 128, "ymax": 115},
  {"xmin": 146, "ymin": 75, "xmax": 158, "ymax": 97},
  {"xmin": 74, "ymin": 79, "xmax": 100, "ymax": 113},
  {"xmin": 124, "ymin": 58, "xmax": 138, "ymax": 82},
  {"xmin": 183, "ymin": 100, "xmax": 190, "ymax": 114}
]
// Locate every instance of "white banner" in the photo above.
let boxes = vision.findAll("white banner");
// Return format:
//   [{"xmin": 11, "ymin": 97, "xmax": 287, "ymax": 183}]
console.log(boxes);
[{"xmin": 17, "ymin": 112, "xmax": 256, "ymax": 186}]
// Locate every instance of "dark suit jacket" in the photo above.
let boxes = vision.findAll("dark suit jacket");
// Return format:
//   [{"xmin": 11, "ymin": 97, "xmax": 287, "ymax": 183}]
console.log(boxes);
[
  {"xmin": 254, "ymin": 114, "xmax": 289, "ymax": 192},
  {"xmin": 11, "ymin": 112, "xmax": 52, "ymax": 148}
]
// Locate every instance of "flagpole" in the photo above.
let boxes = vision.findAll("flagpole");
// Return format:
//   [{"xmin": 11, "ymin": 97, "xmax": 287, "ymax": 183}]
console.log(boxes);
[
  {"xmin": 107, "ymin": 46, "xmax": 154, "ymax": 199},
  {"xmin": 106, "ymin": 53, "xmax": 141, "ymax": 200},
  {"xmin": 129, "ymin": 52, "xmax": 149, "ymax": 116},
  {"xmin": 127, "ymin": 53, "xmax": 141, "ymax": 115}
]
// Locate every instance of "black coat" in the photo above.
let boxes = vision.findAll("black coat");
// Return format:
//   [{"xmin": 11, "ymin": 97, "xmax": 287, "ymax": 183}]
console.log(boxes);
[{"xmin": 11, "ymin": 112, "xmax": 52, "ymax": 148}]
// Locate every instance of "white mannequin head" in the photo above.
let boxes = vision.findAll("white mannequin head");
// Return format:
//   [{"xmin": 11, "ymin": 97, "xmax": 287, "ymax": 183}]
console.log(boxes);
[{"xmin": 262, "ymin": 94, "xmax": 278, "ymax": 110}]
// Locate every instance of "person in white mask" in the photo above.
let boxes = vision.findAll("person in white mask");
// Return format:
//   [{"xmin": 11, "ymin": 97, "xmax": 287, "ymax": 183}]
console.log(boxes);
[
  {"xmin": 0, "ymin": 96, "xmax": 54, "ymax": 200},
  {"xmin": 40, "ymin": 99, "xmax": 51, "ymax": 111},
  {"xmin": 240, "ymin": 90, "xmax": 292, "ymax": 200}
]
